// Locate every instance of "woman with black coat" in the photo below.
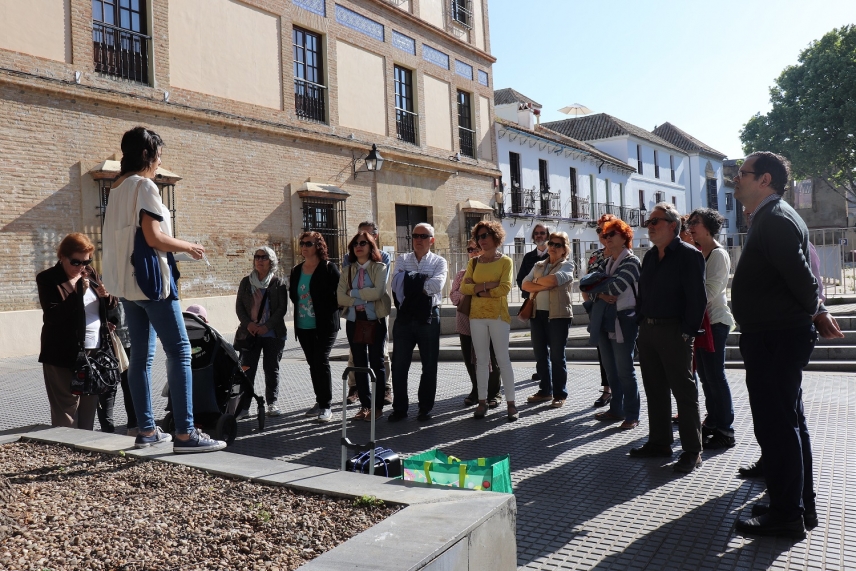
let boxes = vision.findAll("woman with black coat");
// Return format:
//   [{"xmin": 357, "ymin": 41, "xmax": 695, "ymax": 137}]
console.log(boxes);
[
  {"xmin": 37, "ymin": 233, "xmax": 118, "ymax": 429},
  {"xmin": 289, "ymin": 232, "xmax": 341, "ymax": 422}
]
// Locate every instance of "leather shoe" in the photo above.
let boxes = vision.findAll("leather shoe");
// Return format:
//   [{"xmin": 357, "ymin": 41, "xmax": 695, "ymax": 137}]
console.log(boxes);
[
  {"xmin": 527, "ymin": 392, "xmax": 552, "ymax": 404},
  {"xmin": 672, "ymin": 451, "xmax": 702, "ymax": 473},
  {"xmin": 383, "ymin": 389, "xmax": 393, "ymax": 406},
  {"xmin": 416, "ymin": 409, "xmax": 432, "ymax": 422},
  {"xmin": 751, "ymin": 503, "xmax": 818, "ymax": 530},
  {"xmin": 738, "ymin": 459, "xmax": 764, "ymax": 478},
  {"xmin": 346, "ymin": 386, "xmax": 358, "ymax": 404},
  {"xmin": 593, "ymin": 390, "xmax": 612, "ymax": 408},
  {"xmin": 387, "ymin": 411, "xmax": 408, "ymax": 422},
  {"xmin": 629, "ymin": 443, "xmax": 673, "ymax": 458},
  {"xmin": 735, "ymin": 513, "xmax": 806, "ymax": 539}
]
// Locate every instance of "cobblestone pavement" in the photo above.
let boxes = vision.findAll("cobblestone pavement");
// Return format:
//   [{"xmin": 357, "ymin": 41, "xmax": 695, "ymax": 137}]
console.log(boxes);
[{"xmin": 4, "ymin": 344, "xmax": 854, "ymax": 571}]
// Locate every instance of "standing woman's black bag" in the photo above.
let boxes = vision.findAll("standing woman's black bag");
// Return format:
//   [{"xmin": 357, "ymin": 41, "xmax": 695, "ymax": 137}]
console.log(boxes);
[{"xmin": 70, "ymin": 275, "xmax": 121, "ymax": 396}]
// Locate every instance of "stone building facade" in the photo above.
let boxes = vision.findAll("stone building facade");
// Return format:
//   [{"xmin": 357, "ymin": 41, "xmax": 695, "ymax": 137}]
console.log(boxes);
[{"xmin": 0, "ymin": 0, "xmax": 499, "ymax": 356}]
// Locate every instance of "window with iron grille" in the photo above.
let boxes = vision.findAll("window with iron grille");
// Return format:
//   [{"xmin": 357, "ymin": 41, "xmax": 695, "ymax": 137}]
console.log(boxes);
[
  {"xmin": 706, "ymin": 178, "xmax": 719, "ymax": 209},
  {"xmin": 92, "ymin": 0, "xmax": 150, "ymax": 83},
  {"xmin": 465, "ymin": 213, "xmax": 482, "ymax": 240},
  {"xmin": 654, "ymin": 150, "xmax": 660, "ymax": 179},
  {"xmin": 302, "ymin": 198, "xmax": 346, "ymax": 263},
  {"xmin": 722, "ymin": 219, "xmax": 729, "ymax": 229},
  {"xmin": 539, "ymin": 160, "xmax": 551, "ymax": 215},
  {"xmin": 509, "ymin": 152, "xmax": 522, "ymax": 214},
  {"xmin": 670, "ymin": 155, "xmax": 675, "ymax": 182},
  {"xmin": 514, "ymin": 237, "xmax": 525, "ymax": 254},
  {"xmin": 394, "ymin": 66, "xmax": 417, "ymax": 145},
  {"xmin": 457, "ymin": 90, "xmax": 474, "ymax": 158},
  {"xmin": 293, "ymin": 27, "xmax": 326, "ymax": 123},
  {"xmin": 450, "ymin": 0, "xmax": 472, "ymax": 28},
  {"xmin": 654, "ymin": 191, "xmax": 664, "ymax": 204},
  {"xmin": 725, "ymin": 192, "xmax": 734, "ymax": 211},
  {"xmin": 638, "ymin": 189, "xmax": 645, "ymax": 210},
  {"xmin": 636, "ymin": 144, "xmax": 643, "ymax": 175},
  {"xmin": 671, "ymin": 195, "xmax": 676, "ymax": 206}
]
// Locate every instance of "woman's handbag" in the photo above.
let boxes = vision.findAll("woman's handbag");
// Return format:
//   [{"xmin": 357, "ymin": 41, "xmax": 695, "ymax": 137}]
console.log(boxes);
[
  {"xmin": 517, "ymin": 294, "xmax": 536, "ymax": 322},
  {"xmin": 234, "ymin": 288, "xmax": 270, "ymax": 352},
  {"xmin": 352, "ymin": 317, "xmax": 378, "ymax": 345},
  {"xmin": 71, "ymin": 296, "xmax": 121, "ymax": 396},
  {"xmin": 456, "ymin": 258, "xmax": 478, "ymax": 316},
  {"xmin": 110, "ymin": 330, "xmax": 129, "ymax": 373}
]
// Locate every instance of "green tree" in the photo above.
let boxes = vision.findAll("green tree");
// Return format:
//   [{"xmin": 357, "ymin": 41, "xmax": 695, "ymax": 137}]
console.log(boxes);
[{"xmin": 740, "ymin": 25, "xmax": 856, "ymax": 199}]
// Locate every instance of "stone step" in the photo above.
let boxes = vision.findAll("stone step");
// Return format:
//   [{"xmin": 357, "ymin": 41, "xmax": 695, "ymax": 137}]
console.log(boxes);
[{"xmin": 508, "ymin": 330, "xmax": 856, "ymax": 348}]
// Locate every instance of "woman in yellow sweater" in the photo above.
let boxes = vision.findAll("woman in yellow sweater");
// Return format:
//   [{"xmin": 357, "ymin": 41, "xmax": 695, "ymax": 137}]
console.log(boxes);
[{"xmin": 460, "ymin": 220, "xmax": 517, "ymax": 421}]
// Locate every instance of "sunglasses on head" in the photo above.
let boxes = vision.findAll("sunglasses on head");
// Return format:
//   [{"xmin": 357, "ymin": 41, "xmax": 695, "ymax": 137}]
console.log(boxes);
[
  {"xmin": 68, "ymin": 258, "xmax": 93, "ymax": 267},
  {"xmin": 642, "ymin": 217, "xmax": 668, "ymax": 228},
  {"xmin": 354, "ymin": 240, "xmax": 369, "ymax": 247},
  {"xmin": 411, "ymin": 233, "xmax": 432, "ymax": 240},
  {"xmin": 299, "ymin": 240, "xmax": 316, "ymax": 248},
  {"xmin": 601, "ymin": 231, "xmax": 617, "ymax": 239},
  {"xmin": 254, "ymin": 254, "xmax": 270, "ymax": 260},
  {"xmin": 547, "ymin": 241, "xmax": 565, "ymax": 248}
]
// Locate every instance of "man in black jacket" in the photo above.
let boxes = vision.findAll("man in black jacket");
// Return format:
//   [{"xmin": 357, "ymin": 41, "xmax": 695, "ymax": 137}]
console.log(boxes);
[
  {"xmin": 629, "ymin": 203, "xmax": 707, "ymax": 474},
  {"xmin": 516, "ymin": 224, "xmax": 550, "ymax": 390},
  {"xmin": 731, "ymin": 152, "xmax": 843, "ymax": 538}
]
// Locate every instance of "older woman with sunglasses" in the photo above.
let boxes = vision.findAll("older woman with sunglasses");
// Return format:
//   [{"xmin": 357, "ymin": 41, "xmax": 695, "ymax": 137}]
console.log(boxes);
[
  {"xmin": 289, "ymin": 232, "xmax": 341, "ymax": 423},
  {"xmin": 337, "ymin": 232, "xmax": 391, "ymax": 421},
  {"xmin": 235, "ymin": 246, "xmax": 289, "ymax": 419},
  {"xmin": 37, "ymin": 233, "xmax": 118, "ymax": 430},
  {"xmin": 450, "ymin": 239, "xmax": 502, "ymax": 408},
  {"xmin": 588, "ymin": 220, "xmax": 642, "ymax": 429},
  {"xmin": 459, "ymin": 221, "xmax": 517, "ymax": 420},
  {"xmin": 521, "ymin": 232, "xmax": 575, "ymax": 409}
]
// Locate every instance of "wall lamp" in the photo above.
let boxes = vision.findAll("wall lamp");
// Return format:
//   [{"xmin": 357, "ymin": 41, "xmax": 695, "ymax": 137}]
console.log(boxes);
[{"xmin": 352, "ymin": 144, "xmax": 384, "ymax": 179}]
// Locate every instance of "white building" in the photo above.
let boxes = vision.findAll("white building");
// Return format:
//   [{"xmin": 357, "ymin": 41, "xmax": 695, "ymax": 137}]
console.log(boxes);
[{"xmin": 492, "ymin": 89, "xmax": 637, "ymax": 266}]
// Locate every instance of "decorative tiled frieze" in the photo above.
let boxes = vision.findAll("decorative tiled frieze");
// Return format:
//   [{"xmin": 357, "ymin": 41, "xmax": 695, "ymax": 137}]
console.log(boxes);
[
  {"xmin": 335, "ymin": 4, "xmax": 384, "ymax": 42},
  {"xmin": 293, "ymin": 0, "xmax": 325, "ymax": 17},
  {"xmin": 478, "ymin": 70, "xmax": 489, "ymax": 87},
  {"xmin": 392, "ymin": 30, "xmax": 416, "ymax": 55},
  {"xmin": 422, "ymin": 44, "xmax": 449, "ymax": 69},
  {"xmin": 455, "ymin": 60, "xmax": 473, "ymax": 80}
]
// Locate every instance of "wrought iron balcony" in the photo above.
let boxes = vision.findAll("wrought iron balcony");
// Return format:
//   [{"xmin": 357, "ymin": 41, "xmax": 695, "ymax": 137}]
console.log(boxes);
[
  {"xmin": 459, "ymin": 126, "xmax": 475, "ymax": 158},
  {"xmin": 571, "ymin": 196, "xmax": 590, "ymax": 220},
  {"xmin": 294, "ymin": 78, "xmax": 326, "ymax": 123},
  {"xmin": 619, "ymin": 206, "xmax": 641, "ymax": 227},
  {"xmin": 506, "ymin": 187, "xmax": 560, "ymax": 218},
  {"xmin": 93, "ymin": 21, "xmax": 150, "ymax": 83},
  {"xmin": 396, "ymin": 108, "xmax": 418, "ymax": 145},
  {"xmin": 593, "ymin": 202, "xmax": 619, "ymax": 220}
]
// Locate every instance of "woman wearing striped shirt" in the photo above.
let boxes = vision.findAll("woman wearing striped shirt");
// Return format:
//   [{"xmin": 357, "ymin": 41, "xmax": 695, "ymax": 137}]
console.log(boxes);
[{"xmin": 592, "ymin": 219, "xmax": 642, "ymax": 429}]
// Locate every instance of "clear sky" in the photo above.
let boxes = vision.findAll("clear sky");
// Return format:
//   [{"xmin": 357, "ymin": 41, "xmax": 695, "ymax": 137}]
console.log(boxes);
[{"xmin": 488, "ymin": 0, "xmax": 856, "ymax": 159}]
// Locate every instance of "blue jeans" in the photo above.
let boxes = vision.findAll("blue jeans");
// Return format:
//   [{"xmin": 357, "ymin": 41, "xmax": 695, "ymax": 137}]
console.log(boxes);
[
  {"xmin": 529, "ymin": 311, "xmax": 571, "ymax": 399},
  {"xmin": 122, "ymin": 298, "xmax": 194, "ymax": 434},
  {"xmin": 391, "ymin": 308, "xmax": 440, "ymax": 414},
  {"xmin": 740, "ymin": 325, "xmax": 817, "ymax": 522},
  {"xmin": 598, "ymin": 311, "xmax": 640, "ymax": 420},
  {"xmin": 695, "ymin": 322, "xmax": 734, "ymax": 435}
]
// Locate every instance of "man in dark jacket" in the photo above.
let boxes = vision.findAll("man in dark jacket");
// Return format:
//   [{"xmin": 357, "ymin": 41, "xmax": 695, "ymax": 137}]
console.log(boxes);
[
  {"xmin": 516, "ymin": 224, "xmax": 550, "ymax": 389},
  {"xmin": 629, "ymin": 202, "xmax": 707, "ymax": 474},
  {"xmin": 731, "ymin": 152, "xmax": 843, "ymax": 538}
]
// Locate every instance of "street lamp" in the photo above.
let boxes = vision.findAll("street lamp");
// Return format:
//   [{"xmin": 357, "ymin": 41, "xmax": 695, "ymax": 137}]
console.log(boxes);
[{"xmin": 352, "ymin": 144, "xmax": 384, "ymax": 179}]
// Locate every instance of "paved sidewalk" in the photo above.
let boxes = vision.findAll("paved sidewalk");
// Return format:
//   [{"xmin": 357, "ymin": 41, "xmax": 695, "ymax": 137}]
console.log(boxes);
[{"xmin": 3, "ymin": 348, "xmax": 854, "ymax": 570}]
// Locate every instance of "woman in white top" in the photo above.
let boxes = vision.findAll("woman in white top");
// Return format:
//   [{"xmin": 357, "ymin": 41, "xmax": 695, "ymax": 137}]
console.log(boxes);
[
  {"xmin": 688, "ymin": 207, "xmax": 736, "ymax": 449},
  {"xmin": 102, "ymin": 126, "xmax": 225, "ymax": 454}
]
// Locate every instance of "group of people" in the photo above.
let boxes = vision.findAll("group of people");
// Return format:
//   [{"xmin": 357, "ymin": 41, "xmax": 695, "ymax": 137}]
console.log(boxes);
[{"xmin": 35, "ymin": 128, "xmax": 840, "ymax": 538}]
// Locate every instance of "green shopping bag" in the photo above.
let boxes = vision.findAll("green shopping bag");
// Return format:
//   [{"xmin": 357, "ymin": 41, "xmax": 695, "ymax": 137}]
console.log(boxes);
[{"xmin": 402, "ymin": 449, "xmax": 512, "ymax": 494}]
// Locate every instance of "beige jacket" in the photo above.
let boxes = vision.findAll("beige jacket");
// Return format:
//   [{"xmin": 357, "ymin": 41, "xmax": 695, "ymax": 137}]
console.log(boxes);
[
  {"xmin": 337, "ymin": 260, "xmax": 392, "ymax": 319},
  {"xmin": 531, "ymin": 258, "xmax": 574, "ymax": 319}
]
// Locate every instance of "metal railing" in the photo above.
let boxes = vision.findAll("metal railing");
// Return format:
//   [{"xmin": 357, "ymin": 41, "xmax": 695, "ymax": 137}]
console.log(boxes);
[
  {"xmin": 571, "ymin": 196, "xmax": 590, "ymax": 220},
  {"xmin": 459, "ymin": 126, "xmax": 475, "ymax": 158},
  {"xmin": 395, "ymin": 108, "xmax": 418, "ymax": 145},
  {"xmin": 593, "ymin": 202, "xmax": 619, "ymax": 220},
  {"xmin": 619, "ymin": 206, "xmax": 642, "ymax": 227},
  {"xmin": 294, "ymin": 78, "xmax": 326, "ymax": 123},
  {"xmin": 92, "ymin": 21, "xmax": 149, "ymax": 83},
  {"xmin": 449, "ymin": 0, "xmax": 473, "ymax": 28}
]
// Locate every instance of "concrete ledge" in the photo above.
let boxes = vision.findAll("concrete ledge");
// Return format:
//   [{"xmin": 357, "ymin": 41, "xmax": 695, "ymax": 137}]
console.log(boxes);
[{"xmin": 11, "ymin": 427, "xmax": 517, "ymax": 570}]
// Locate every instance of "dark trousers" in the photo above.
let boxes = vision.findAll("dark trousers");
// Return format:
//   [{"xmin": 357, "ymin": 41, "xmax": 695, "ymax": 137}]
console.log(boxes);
[
  {"xmin": 97, "ymin": 346, "xmax": 137, "ymax": 433},
  {"xmin": 637, "ymin": 321, "xmax": 702, "ymax": 454},
  {"xmin": 530, "ymin": 311, "xmax": 571, "ymax": 400},
  {"xmin": 391, "ymin": 309, "xmax": 440, "ymax": 414},
  {"xmin": 695, "ymin": 322, "xmax": 734, "ymax": 435},
  {"xmin": 597, "ymin": 346, "xmax": 609, "ymax": 388},
  {"xmin": 741, "ymin": 325, "xmax": 817, "ymax": 522},
  {"xmin": 460, "ymin": 334, "xmax": 500, "ymax": 401},
  {"xmin": 347, "ymin": 317, "xmax": 388, "ymax": 410},
  {"xmin": 295, "ymin": 327, "xmax": 338, "ymax": 409},
  {"xmin": 240, "ymin": 336, "xmax": 286, "ymax": 409}
]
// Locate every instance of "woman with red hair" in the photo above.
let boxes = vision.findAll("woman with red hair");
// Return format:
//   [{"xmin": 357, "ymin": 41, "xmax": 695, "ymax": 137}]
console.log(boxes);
[{"xmin": 589, "ymin": 219, "xmax": 642, "ymax": 429}]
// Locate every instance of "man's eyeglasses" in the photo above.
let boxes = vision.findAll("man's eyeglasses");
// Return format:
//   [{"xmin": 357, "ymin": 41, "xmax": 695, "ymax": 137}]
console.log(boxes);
[
  {"xmin": 254, "ymin": 254, "xmax": 270, "ymax": 260},
  {"xmin": 466, "ymin": 247, "xmax": 479, "ymax": 253},
  {"xmin": 411, "ymin": 233, "xmax": 432, "ymax": 240},
  {"xmin": 735, "ymin": 170, "xmax": 756, "ymax": 179},
  {"xmin": 475, "ymin": 232, "xmax": 492, "ymax": 241},
  {"xmin": 533, "ymin": 231, "xmax": 547, "ymax": 237},
  {"xmin": 642, "ymin": 217, "xmax": 668, "ymax": 228},
  {"xmin": 601, "ymin": 231, "xmax": 617, "ymax": 239},
  {"xmin": 354, "ymin": 240, "xmax": 369, "ymax": 247},
  {"xmin": 68, "ymin": 258, "xmax": 93, "ymax": 267},
  {"xmin": 547, "ymin": 241, "xmax": 565, "ymax": 248},
  {"xmin": 299, "ymin": 241, "xmax": 316, "ymax": 248}
]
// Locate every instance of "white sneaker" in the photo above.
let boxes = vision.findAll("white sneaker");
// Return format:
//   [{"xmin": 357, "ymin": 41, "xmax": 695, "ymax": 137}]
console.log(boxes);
[
  {"xmin": 305, "ymin": 404, "xmax": 320, "ymax": 417},
  {"xmin": 235, "ymin": 409, "xmax": 249, "ymax": 421},
  {"xmin": 316, "ymin": 408, "xmax": 333, "ymax": 422},
  {"xmin": 267, "ymin": 404, "xmax": 282, "ymax": 417}
]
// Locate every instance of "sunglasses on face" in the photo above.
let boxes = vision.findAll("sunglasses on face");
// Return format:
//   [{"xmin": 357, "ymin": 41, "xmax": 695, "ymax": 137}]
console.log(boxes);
[
  {"xmin": 601, "ymin": 231, "xmax": 617, "ymax": 239},
  {"xmin": 642, "ymin": 217, "xmax": 668, "ymax": 228},
  {"xmin": 547, "ymin": 241, "xmax": 565, "ymax": 248},
  {"xmin": 254, "ymin": 254, "xmax": 270, "ymax": 261},
  {"xmin": 411, "ymin": 233, "xmax": 432, "ymax": 240},
  {"xmin": 354, "ymin": 240, "xmax": 369, "ymax": 247},
  {"xmin": 68, "ymin": 258, "xmax": 93, "ymax": 267},
  {"xmin": 466, "ymin": 247, "xmax": 479, "ymax": 253},
  {"xmin": 299, "ymin": 241, "xmax": 316, "ymax": 248},
  {"xmin": 595, "ymin": 227, "xmax": 603, "ymax": 235},
  {"xmin": 475, "ymin": 232, "xmax": 493, "ymax": 241}
]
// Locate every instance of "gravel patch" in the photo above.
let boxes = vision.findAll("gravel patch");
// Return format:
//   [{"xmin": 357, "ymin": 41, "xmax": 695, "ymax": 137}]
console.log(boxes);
[{"xmin": 0, "ymin": 441, "xmax": 398, "ymax": 571}]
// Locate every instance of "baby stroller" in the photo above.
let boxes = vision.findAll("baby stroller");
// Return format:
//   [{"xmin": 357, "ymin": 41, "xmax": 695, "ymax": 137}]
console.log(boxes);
[{"xmin": 160, "ymin": 312, "xmax": 265, "ymax": 444}]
